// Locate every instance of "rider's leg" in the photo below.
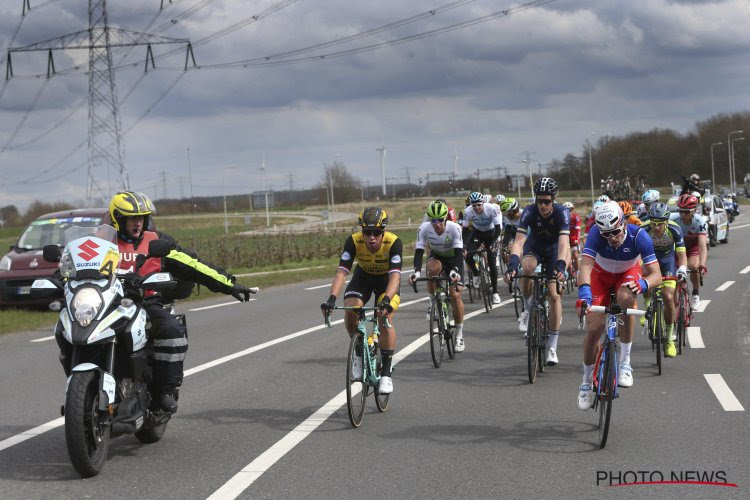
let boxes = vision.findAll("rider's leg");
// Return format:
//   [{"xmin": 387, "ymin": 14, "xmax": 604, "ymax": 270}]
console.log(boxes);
[
  {"xmin": 616, "ymin": 285, "xmax": 637, "ymax": 365},
  {"xmin": 688, "ymin": 253, "xmax": 700, "ymax": 295},
  {"xmin": 377, "ymin": 293, "xmax": 400, "ymax": 378},
  {"xmin": 146, "ymin": 303, "xmax": 188, "ymax": 412}
]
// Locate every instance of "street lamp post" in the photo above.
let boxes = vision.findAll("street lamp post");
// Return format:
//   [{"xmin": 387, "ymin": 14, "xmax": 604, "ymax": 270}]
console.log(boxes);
[
  {"xmin": 728, "ymin": 130, "xmax": 743, "ymax": 193},
  {"xmin": 731, "ymin": 137, "xmax": 745, "ymax": 194},
  {"xmin": 588, "ymin": 132, "xmax": 597, "ymax": 204},
  {"xmin": 710, "ymin": 142, "xmax": 722, "ymax": 192},
  {"xmin": 521, "ymin": 159, "xmax": 531, "ymax": 198}
]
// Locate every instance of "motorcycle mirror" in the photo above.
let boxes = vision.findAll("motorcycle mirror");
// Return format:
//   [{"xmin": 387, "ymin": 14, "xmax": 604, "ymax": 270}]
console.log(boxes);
[
  {"xmin": 147, "ymin": 239, "xmax": 172, "ymax": 258},
  {"xmin": 42, "ymin": 244, "xmax": 62, "ymax": 263}
]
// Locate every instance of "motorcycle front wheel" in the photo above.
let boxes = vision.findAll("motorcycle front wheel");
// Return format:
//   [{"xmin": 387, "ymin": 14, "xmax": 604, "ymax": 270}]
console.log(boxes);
[{"xmin": 65, "ymin": 371, "xmax": 111, "ymax": 477}]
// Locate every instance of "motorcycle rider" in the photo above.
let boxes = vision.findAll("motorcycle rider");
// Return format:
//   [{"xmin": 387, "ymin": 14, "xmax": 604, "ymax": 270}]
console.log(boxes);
[{"xmin": 105, "ymin": 191, "xmax": 253, "ymax": 413}]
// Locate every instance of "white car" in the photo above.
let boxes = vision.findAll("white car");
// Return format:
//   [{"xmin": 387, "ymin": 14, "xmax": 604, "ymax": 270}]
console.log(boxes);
[{"xmin": 702, "ymin": 193, "xmax": 729, "ymax": 245}]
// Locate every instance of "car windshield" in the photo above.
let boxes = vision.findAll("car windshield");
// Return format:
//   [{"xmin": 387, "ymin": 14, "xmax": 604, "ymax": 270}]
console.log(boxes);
[{"xmin": 16, "ymin": 216, "xmax": 104, "ymax": 251}]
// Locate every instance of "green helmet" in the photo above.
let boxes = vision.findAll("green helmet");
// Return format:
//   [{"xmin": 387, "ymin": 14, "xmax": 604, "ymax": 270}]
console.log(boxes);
[
  {"xmin": 426, "ymin": 201, "xmax": 448, "ymax": 220},
  {"xmin": 500, "ymin": 198, "xmax": 519, "ymax": 213}
]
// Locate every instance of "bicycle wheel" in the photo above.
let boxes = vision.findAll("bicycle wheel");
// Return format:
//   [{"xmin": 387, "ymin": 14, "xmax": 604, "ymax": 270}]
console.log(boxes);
[
  {"xmin": 654, "ymin": 300, "xmax": 663, "ymax": 375},
  {"xmin": 346, "ymin": 333, "xmax": 367, "ymax": 428},
  {"xmin": 527, "ymin": 306, "xmax": 539, "ymax": 383},
  {"xmin": 598, "ymin": 340, "xmax": 615, "ymax": 449},
  {"xmin": 428, "ymin": 301, "xmax": 444, "ymax": 368},
  {"xmin": 480, "ymin": 264, "xmax": 492, "ymax": 313},
  {"xmin": 444, "ymin": 300, "xmax": 456, "ymax": 360},
  {"xmin": 676, "ymin": 292, "xmax": 685, "ymax": 355},
  {"xmin": 538, "ymin": 307, "xmax": 547, "ymax": 374},
  {"xmin": 373, "ymin": 345, "xmax": 390, "ymax": 412}
]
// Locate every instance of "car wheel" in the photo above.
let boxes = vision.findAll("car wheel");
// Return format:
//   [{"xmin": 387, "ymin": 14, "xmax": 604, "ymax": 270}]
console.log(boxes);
[{"xmin": 708, "ymin": 224, "xmax": 718, "ymax": 247}]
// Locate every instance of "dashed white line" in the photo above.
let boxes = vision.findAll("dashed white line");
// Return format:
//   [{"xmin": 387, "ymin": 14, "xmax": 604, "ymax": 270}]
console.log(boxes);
[
  {"xmin": 189, "ymin": 299, "xmax": 255, "ymax": 312},
  {"xmin": 715, "ymin": 281, "xmax": 735, "ymax": 292},
  {"xmin": 30, "ymin": 336, "xmax": 55, "ymax": 343},
  {"xmin": 304, "ymin": 281, "xmax": 348, "ymax": 291},
  {"xmin": 704, "ymin": 374, "xmax": 745, "ymax": 411},
  {"xmin": 740, "ymin": 265, "xmax": 750, "ymax": 274},
  {"xmin": 687, "ymin": 326, "xmax": 704, "ymax": 348},
  {"xmin": 206, "ymin": 304, "xmax": 500, "ymax": 499},
  {"xmin": 695, "ymin": 300, "xmax": 710, "ymax": 313}
]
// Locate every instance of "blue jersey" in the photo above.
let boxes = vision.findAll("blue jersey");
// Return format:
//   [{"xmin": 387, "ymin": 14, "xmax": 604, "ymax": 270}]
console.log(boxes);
[
  {"xmin": 583, "ymin": 224, "xmax": 657, "ymax": 275},
  {"xmin": 517, "ymin": 203, "xmax": 570, "ymax": 243}
]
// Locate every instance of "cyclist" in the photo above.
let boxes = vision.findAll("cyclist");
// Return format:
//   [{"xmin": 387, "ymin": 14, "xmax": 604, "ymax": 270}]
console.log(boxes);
[
  {"xmin": 504, "ymin": 177, "xmax": 569, "ymax": 365},
  {"xmin": 576, "ymin": 201, "xmax": 660, "ymax": 410},
  {"xmin": 680, "ymin": 173, "xmax": 705, "ymax": 197},
  {"xmin": 584, "ymin": 200, "xmax": 605, "ymax": 237},
  {"xmin": 495, "ymin": 194, "xmax": 506, "ymax": 205},
  {"xmin": 409, "ymin": 201, "xmax": 465, "ymax": 351},
  {"xmin": 670, "ymin": 194, "xmax": 708, "ymax": 310},
  {"xmin": 563, "ymin": 201, "xmax": 582, "ymax": 281},
  {"xmin": 463, "ymin": 191, "xmax": 503, "ymax": 305},
  {"xmin": 598, "ymin": 194, "xmax": 611, "ymax": 203},
  {"xmin": 618, "ymin": 200, "xmax": 642, "ymax": 226},
  {"xmin": 423, "ymin": 198, "xmax": 457, "ymax": 223},
  {"xmin": 500, "ymin": 198, "xmax": 521, "ymax": 263},
  {"xmin": 640, "ymin": 203, "xmax": 688, "ymax": 357},
  {"xmin": 321, "ymin": 207, "xmax": 402, "ymax": 395},
  {"xmin": 636, "ymin": 189, "xmax": 660, "ymax": 222}
]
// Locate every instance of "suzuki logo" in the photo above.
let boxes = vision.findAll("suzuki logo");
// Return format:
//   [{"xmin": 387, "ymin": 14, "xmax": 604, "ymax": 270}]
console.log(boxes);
[{"xmin": 77, "ymin": 239, "xmax": 100, "ymax": 261}]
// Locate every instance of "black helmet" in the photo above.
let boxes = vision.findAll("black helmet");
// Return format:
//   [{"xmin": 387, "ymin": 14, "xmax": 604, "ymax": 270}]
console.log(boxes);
[
  {"xmin": 533, "ymin": 177, "xmax": 558, "ymax": 197},
  {"xmin": 358, "ymin": 207, "xmax": 388, "ymax": 229}
]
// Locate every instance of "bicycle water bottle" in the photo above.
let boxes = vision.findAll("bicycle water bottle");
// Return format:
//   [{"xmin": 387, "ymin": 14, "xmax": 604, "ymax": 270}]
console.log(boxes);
[{"xmin": 368, "ymin": 332, "xmax": 378, "ymax": 355}]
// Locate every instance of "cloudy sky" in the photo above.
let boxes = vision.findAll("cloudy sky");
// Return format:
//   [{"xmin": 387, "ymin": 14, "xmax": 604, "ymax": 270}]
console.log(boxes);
[{"xmin": 0, "ymin": 0, "xmax": 748, "ymax": 209}]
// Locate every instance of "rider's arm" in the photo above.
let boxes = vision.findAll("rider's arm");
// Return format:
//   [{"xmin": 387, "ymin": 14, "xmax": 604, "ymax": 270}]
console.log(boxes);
[
  {"xmin": 642, "ymin": 262, "xmax": 662, "ymax": 289},
  {"xmin": 413, "ymin": 249, "xmax": 424, "ymax": 274},
  {"xmin": 670, "ymin": 223, "xmax": 688, "ymax": 269},
  {"xmin": 329, "ymin": 235, "xmax": 357, "ymax": 300},
  {"xmin": 698, "ymin": 234, "xmax": 708, "ymax": 268},
  {"xmin": 511, "ymin": 206, "xmax": 532, "ymax": 258},
  {"xmin": 158, "ymin": 233, "xmax": 236, "ymax": 294},
  {"xmin": 578, "ymin": 255, "xmax": 594, "ymax": 286},
  {"xmin": 383, "ymin": 238, "xmax": 403, "ymax": 301}
]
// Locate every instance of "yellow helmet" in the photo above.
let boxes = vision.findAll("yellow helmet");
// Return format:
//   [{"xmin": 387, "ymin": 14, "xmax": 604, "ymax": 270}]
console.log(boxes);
[{"xmin": 109, "ymin": 191, "xmax": 155, "ymax": 235}]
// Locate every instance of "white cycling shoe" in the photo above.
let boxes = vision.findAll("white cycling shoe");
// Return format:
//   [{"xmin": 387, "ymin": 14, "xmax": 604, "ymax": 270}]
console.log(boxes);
[
  {"xmin": 618, "ymin": 362, "xmax": 634, "ymax": 388},
  {"xmin": 691, "ymin": 294, "xmax": 701, "ymax": 311},
  {"xmin": 577, "ymin": 383, "xmax": 594, "ymax": 411},
  {"xmin": 518, "ymin": 311, "xmax": 529, "ymax": 332},
  {"xmin": 491, "ymin": 293, "xmax": 501, "ymax": 305},
  {"xmin": 545, "ymin": 347, "xmax": 558, "ymax": 366},
  {"xmin": 378, "ymin": 376, "xmax": 393, "ymax": 394},
  {"xmin": 455, "ymin": 337, "xmax": 465, "ymax": 352}
]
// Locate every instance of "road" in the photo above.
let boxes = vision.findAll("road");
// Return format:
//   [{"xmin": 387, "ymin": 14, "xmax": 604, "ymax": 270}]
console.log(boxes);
[{"xmin": 1, "ymin": 219, "xmax": 748, "ymax": 498}]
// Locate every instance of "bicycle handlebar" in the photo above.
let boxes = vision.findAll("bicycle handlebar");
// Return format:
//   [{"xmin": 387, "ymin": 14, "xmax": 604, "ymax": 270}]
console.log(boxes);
[
  {"xmin": 324, "ymin": 305, "xmax": 392, "ymax": 329},
  {"xmin": 588, "ymin": 305, "xmax": 645, "ymax": 316}
]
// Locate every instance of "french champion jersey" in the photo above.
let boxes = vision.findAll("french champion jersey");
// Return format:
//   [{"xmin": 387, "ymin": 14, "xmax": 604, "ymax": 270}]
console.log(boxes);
[
  {"xmin": 669, "ymin": 212, "xmax": 707, "ymax": 247},
  {"xmin": 338, "ymin": 231, "xmax": 403, "ymax": 275},
  {"xmin": 517, "ymin": 203, "xmax": 570, "ymax": 242},
  {"xmin": 415, "ymin": 220, "xmax": 463, "ymax": 257},
  {"xmin": 583, "ymin": 224, "xmax": 657, "ymax": 274},
  {"xmin": 462, "ymin": 203, "xmax": 502, "ymax": 232}
]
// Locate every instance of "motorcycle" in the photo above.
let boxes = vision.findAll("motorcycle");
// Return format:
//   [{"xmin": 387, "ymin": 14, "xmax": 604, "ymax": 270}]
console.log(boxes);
[
  {"xmin": 32, "ymin": 224, "xmax": 185, "ymax": 477},
  {"xmin": 723, "ymin": 197, "xmax": 739, "ymax": 223}
]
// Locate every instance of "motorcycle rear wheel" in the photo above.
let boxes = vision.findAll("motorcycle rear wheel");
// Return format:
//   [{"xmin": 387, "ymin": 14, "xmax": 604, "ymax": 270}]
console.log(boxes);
[{"xmin": 65, "ymin": 371, "xmax": 111, "ymax": 477}]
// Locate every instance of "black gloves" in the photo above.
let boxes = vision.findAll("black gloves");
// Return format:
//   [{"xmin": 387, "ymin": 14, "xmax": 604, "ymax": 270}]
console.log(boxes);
[
  {"xmin": 321, "ymin": 294, "xmax": 336, "ymax": 312},
  {"xmin": 378, "ymin": 295, "xmax": 394, "ymax": 314},
  {"xmin": 231, "ymin": 284, "xmax": 254, "ymax": 302}
]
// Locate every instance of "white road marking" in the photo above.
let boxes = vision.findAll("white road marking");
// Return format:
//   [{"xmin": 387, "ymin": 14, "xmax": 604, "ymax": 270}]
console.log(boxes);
[
  {"xmin": 730, "ymin": 222, "xmax": 750, "ymax": 230},
  {"xmin": 687, "ymin": 327, "xmax": 704, "ymax": 348},
  {"xmin": 715, "ymin": 281, "xmax": 735, "ymax": 292},
  {"xmin": 189, "ymin": 299, "xmax": 255, "ymax": 311},
  {"xmin": 29, "ymin": 336, "xmax": 55, "ymax": 343},
  {"xmin": 740, "ymin": 266, "xmax": 750, "ymax": 274},
  {"xmin": 704, "ymin": 374, "xmax": 745, "ymax": 411},
  {"xmin": 207, "ymin": 302, "xmax": 505, "ymax": 499},
  {"xmin": 0, "ymin": 296, "xmax": 430, "ymax": 453},
  {"xmin": 304, "ymin": 281, "xmax": 349, "ymax": 291},
  {"xmin": 695, "ymin": 300, "xmax": 710, "ymax": 313}
]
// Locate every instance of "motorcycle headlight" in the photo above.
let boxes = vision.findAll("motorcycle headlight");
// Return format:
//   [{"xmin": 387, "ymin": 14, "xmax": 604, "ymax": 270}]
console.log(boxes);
[
  {"xmin": 0, "ymin": 255, "xmax": 10, "ymax": 271},
  {"xmin": 72, "ymin": 287, "xmax": 102, "ymax": 327}
]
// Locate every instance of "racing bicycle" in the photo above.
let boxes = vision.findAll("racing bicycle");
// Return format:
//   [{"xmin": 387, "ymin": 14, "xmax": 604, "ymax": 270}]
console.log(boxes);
[{"xmin": 412, "ymin": 276, "xmax": 462, "ymax": 368}]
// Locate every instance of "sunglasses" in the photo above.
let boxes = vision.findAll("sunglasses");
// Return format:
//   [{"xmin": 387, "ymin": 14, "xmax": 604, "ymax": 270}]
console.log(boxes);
[
  {"xmin": 362, "ymin": 229, "xmax": 384, "ymax": 237},
  {"xmin": 429, "ymin": 218, "xmax": 446, "ymax": 224},
  {"xmin": 536, "ymin": 199, "xmax": 553, "ymax": 206},
  {"xmin": 600, "ymin": 227, "xmax": 623, "ymax": 238},
  {"xmin": 652, "ymin": 220, "xmax": 668, "ymax": 226}
]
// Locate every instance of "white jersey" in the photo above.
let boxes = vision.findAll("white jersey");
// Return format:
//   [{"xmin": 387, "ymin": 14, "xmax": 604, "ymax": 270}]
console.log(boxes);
[
  {"xmin": 462, "ymin": 203, "xmax": 502, "ymax": 232},
  {"xmin": 416, "ymin": 221, "xmax": 463, "ymax": 257},
  {"xmin": 503, "ymin": 214, "xmax": 520, "ymax": 228}
]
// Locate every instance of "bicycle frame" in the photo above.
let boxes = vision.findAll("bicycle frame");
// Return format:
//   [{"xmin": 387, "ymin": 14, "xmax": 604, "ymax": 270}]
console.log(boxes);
[{"xmin": 326, "ymin": 306, "xmax": 385, "ymax": 387}]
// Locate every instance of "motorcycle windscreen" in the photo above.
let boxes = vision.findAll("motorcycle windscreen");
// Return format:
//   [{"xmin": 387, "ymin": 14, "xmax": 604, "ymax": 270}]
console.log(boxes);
[{"xmin": 60, "ymin": 225, "xmax": 120, "ymax": 280}]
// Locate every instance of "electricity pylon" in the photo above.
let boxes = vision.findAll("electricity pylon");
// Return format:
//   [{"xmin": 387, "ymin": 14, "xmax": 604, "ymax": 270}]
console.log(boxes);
[{"xmin": 6, "ymin": 0, "xmax": 195, "ymax": 205}]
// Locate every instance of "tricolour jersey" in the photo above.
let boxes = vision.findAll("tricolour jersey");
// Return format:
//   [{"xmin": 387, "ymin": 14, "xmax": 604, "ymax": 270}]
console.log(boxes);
[
  {"xmin": 640, "ymin": 220, "xmax": 686, "ymax": 257},
  {"xmin": 415, "ymin": 221, "xmax": 463, "ymax": 257},
  {"xmin": 462, "ymin": 202, "xmax": 502, "ymax": 232},
  {"xmin": 517, "ymin": 203, "xmax": 570, "ymax": 243},
  {"xmin": 338, "ymin": 231, "xmax": 403, "ymax": 276},
  {"xmin": 568, "ymin": 211, "xmax": 582, "ymax": 243},
  {"xmin": 583, "ymin": 224, "xmax": 657, "ymax": 275},
  {"xmin": 669, "ymin": 212, "xmax": 707, "ymax": 247}
]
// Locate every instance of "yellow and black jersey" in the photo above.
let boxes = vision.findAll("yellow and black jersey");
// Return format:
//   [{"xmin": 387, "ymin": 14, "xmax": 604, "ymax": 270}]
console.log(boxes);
[{"xmin": 338, "ymin": 230, "xmax": 403, "ymax": 276}]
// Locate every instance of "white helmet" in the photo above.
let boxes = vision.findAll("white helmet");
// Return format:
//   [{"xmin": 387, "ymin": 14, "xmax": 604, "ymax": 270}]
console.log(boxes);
[
  {"xmin": 597, "ymin": 194, "xmax": 610, "ymax": 203},
  {"xmin": 594, "ymin": 201, "xmax": 624, "ymax": 232},
  {"xmin": 483, "ymin": 194, "xmax": 492, "ymax": 204},
  {"xmin": 495, "ymin": 194, "xmax": 506, "ymax": 204},
  {"xmin": 641, "ymin": 189, "xmax": 660, "ymax": 205},
  {"xmin": 562, "ymin": 201, "xmax": 574, "ymax": 210}
]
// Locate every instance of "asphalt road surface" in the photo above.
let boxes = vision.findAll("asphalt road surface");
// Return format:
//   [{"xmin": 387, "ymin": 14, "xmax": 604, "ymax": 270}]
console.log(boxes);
[{"xmin": 1, "ymin": 217, "xmax": 748, "ymax": 499}]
